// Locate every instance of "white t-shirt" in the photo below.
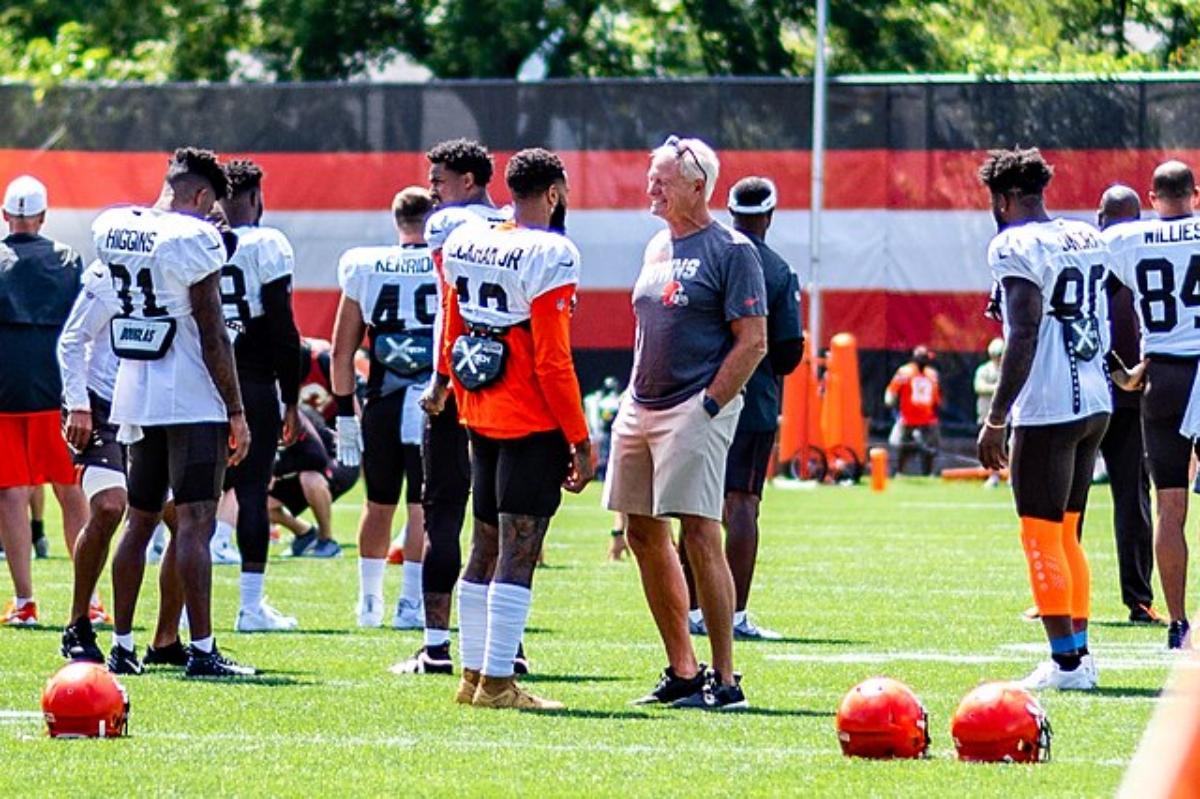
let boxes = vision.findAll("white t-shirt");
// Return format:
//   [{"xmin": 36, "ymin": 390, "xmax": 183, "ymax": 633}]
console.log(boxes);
[
  {"xmin": 222, "ymin": 225, "xmax": 295, "ymax": 331},
  {"xmin": 988, "ymin": 218, "xmax": 1113, "ymax": 427},
  {"xmin": 92, "ymin": 206, "xmax": 227, "ymax": 426},
  {"xmin": 441, "ymin": 223, "xmax": 581, "ymax": 328},
  {"xmin": 57, "ymin": 260, "xmax": 122, "ymax": 407},
  {"xmin": 1106, "ymin": 215, "xmax": 1200, "ymax": 357}
]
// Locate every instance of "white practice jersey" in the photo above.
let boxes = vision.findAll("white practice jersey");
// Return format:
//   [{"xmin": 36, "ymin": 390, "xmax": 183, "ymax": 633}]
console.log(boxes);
[
  {"xmin": 988, "ymin": 218, "xmax": 1113, "ymax": 427},
  {"xmin": 1106, "ymin": 215, "xmax": 1200, "ymax": 357},
  {"xmin": 57, "ymin": 260, "xmax": 122, "ymax": 407},
  {"xmin": 441, "ymin": 222, "xmax": 581, "ymax": 329},
  {"xmin": 424, "ymin": 203, "xmax": 512, "ymax": 251},
  {"xmin": 338, "ymin": 243, "xmax": 439, "ymax": 329},
  {"xmin": 222, "ymin": 225, "xmax": 295, "ymax": 330},
  {"xmin": 91, "ymin": 206, "xmax": 227, "ymax": 426}
]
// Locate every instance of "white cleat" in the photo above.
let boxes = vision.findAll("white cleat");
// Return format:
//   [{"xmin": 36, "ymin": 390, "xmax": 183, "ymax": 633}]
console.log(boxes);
[
  {"xmin": 1018, "ymin": 659, "xmax": 1096, "ymax": 691},
  {"xmin": 392, "ymin": 598, "xmax": 425, "ymax": 630},
  {"xmin": 210, "ymin": 533, "xmax": 241, "ymax": 565},
  {"xmin": 236, "ymin": 602, "xmax": 299, "ymax": 632},
  {"xmin": 733, "ymin": 615, "xmax": 783, "ymax": 641},
  {"xmin": 1081, "ymin": 654, "xmax": 1099, "ymax": 686},
  {"xmin": 357, "ymin": 595, "xmax": 384, "ymax": 628}
]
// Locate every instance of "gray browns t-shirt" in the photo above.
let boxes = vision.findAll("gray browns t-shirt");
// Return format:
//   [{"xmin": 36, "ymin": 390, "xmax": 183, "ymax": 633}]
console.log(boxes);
[{"xmin": 631, "ymin": 222, "xmax": 766, "ymax": 410}]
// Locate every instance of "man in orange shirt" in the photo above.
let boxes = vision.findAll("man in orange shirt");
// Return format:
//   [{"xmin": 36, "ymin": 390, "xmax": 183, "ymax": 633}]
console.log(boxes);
[
  {"xmin": 885, "ymin": 345, "xmax": 942, "ymax": 476},
  {"xmin": 440, "ymin": 148, "xmax": 593, "ymax": 710}
]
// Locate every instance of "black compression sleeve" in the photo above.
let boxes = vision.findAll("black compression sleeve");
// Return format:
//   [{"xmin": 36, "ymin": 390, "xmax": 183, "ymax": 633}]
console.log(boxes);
[{"xmin": 262, "ymin": 277, "xmax": 302, "ymax": 405}]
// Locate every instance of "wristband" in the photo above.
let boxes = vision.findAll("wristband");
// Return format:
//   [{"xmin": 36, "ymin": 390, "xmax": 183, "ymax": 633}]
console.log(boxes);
[
  {"xmin": 983, "ymin": 418, "xmax": 1006, "ymax": 430},
  {"xmin": 334, "ymin": 393, "xmax": 355, "ymax": 416},
  {"xmin": 702, "ymin": 395, "xmax": 720, "ymax": 418}
]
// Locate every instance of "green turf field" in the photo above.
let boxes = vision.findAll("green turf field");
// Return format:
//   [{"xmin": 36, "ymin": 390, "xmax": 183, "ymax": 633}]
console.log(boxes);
[{"xmin": 0, "ymin": 478, "xmax": 1177, "ymax": 796}]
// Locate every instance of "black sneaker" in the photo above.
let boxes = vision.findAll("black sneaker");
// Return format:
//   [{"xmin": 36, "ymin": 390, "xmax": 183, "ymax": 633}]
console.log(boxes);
[
  {"xmin": 144, "ymin": 639, "xmax": 190, "ymax": 667},
  {"xmin": 107, "ymin": 644, "xmax": 144, "ymax": 675},
  {"xmin": 389, "ymin": 643, "xmax": 453, "ymax": 675},
  {"xmin": 290, "ymin": 527, "xmax": 318, "ymax": 557},
  {"xmin": 1128, "ymin": 605, "xmax": 1166, "ymax": 626},
  {"xmin": 672, "ymin": 670, "xmax": 749, "ymax": 711},
  {"xmin": 185, "ymin": 643, "xmax": 257, "ymax": 678},
  {"xmin": 61, "ymin": 618, "xmax": 104, "ymax": 663},
  {"xmin": 1168, "ymin": 619, "xmax": 1191, "ymax": 650},
  {"xmin": 631, "ymin": 664, "xmax": 708, "ymax": 705},
  {"xmin": 513, "ymin": 642, "xmax": 530, "ymax": 675}
]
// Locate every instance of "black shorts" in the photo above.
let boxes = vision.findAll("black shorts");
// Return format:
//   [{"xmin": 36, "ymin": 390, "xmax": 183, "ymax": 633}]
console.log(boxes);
[
  {"xmin": 423, "ymin": 391, "xmax": 471, "ymax": 506},
  {"xmin": 725, "ymin": 429, "xmax": 774, "ymax": 497},
  {"xmin": 67, "ymin": 391, "xmax": 126, "ymax": 475},
  {"xmin": 273, "ymin": 427, "xmax": 329, "ymax": 478},
  {"xmin": 470, "ymin": 429, "xmax": 569, "ymax": 527},
  {"xmin": 270, "ymin": 463, "xmax": 359, "ymax": 515},
  {"xmin": 127, "ymin": 422, "xmax": 228, "ymax": 512},
  {"xmin": 1142, "ymin": 355, "xmax": 1200, "ymax": 490},
  {"xmin": 222, "ymin": 378, "xmax": 280, "ymax": 492},
  {"xmin": 1010, "ymin": 413, "xmax": 1109, "ymax": 521},
  {"xmin": 361, "ymin": 389, "xmax": 424, "ymax": 505}
]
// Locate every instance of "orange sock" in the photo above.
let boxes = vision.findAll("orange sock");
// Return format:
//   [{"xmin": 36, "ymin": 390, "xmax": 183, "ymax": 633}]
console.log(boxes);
[
  {"xmin": 1061, "ymin": 510, "xmax": 1091, "ymax": 621},
  {"xmin": 1019, "ymin": 516, "xmax": 1072, "ymax": 616}
]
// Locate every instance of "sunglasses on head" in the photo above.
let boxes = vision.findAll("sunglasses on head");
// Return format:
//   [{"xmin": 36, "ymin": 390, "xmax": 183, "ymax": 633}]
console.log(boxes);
[{"xmin": 663, "ymin": 135, "xmax": 708, "ymax": 186}]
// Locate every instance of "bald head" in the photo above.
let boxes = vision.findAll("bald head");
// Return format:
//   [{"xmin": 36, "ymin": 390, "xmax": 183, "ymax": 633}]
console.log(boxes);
[
  {"xmin": 1098, "ymin": 184, "xmax": 1141, "ymax": 230},
  {"xmin": 1149, "ymin": 160, "xmax": 1198, "ymax": 218}
]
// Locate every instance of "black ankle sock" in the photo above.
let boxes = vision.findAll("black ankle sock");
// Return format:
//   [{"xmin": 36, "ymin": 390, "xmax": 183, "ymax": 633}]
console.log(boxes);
[
  {"xmin": 1077, "ymin": 645, "xmax": 1089, "ymax": 657},
  {"xmin": 31, "ymin": 519, "xmax": 44, "ymax": 541},
  {"xmin": 1052, "ymin": 652, "xmax": 1082, "ymax": 671}
]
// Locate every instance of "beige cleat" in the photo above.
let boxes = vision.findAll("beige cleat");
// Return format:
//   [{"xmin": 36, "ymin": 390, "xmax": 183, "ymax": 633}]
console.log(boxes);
[
  {"xmin": 455, "ymin": 668, "xmax": 482, "ymax": 704},
  {"xmin": 471, "ymin": 675, "xmax": 564, "ymax": 710}
]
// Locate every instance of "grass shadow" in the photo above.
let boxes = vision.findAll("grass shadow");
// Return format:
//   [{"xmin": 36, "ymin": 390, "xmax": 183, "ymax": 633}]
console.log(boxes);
[
  {"xmin": 520, "ymin": 708, "xmax": 657, "ymax": 720},
  {"xmin": 731, "ymin": 707, "xmax": 837, "ymax": 718},
  {"xmin": 736, "ymin": 636, "xmax": 864, "ymax": 646},
  {"xmin": 170, "ymin": 673, "xmax": 312, "ymax": 687},
  {"xmin": 1091, "ymin": 620, "xmax": 1166, "ymax": 630},
  {"xmin": 519, "ymin": 674, "xmax": 624, "ymax": 684},
  {"xmin": 1087, "ymin": 686, "xmax": 1162, "ymax": 699}
]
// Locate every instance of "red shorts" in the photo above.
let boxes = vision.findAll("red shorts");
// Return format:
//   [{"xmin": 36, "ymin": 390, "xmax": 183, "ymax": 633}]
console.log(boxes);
[{"xmin": 0, "ymin": 411, "xmax": 77, "ymax": 488}]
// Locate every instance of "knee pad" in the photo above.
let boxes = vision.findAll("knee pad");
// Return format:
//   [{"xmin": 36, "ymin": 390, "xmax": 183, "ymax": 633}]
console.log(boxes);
[
  {"xmin": 1061, "ymin": 511, "xmax": 1091, "ymax": 620},
  {"xmin": 1019, "ymin": 516, "xmax": 1072, "ymax": 617}
]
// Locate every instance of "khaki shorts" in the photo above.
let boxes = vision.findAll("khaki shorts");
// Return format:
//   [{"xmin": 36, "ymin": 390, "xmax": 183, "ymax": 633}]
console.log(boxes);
[{"xmin": 602, "ymin": 392, "xmax": 743, "ymax": 521}]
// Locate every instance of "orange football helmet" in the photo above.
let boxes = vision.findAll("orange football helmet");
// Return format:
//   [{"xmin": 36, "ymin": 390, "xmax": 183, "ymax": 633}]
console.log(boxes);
[
  {"xmin": 836, "ymin": 677, "xmax": 930, "ymax": 758},
  {"xmin": 42, "ymin": 662, "xmax": 129, "ymax": 738},
  {"xmin": 951, "ymin": 682, "xmax": 1051, "ymax": 763}
]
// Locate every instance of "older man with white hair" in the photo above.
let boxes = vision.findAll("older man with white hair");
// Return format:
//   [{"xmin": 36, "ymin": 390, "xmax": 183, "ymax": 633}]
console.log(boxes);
[{"xmin": 604, "ymin": 136, "xmax": 767, "ymax": 710}]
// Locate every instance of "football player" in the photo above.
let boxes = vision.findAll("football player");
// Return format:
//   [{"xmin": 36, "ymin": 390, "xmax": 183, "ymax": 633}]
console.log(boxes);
[
  {"xmin": 332, "ymin": 187, "xmax": 437, "ymax": 629},
  {"xmin": 440, "ymin": 148, "xmax": 593, "ymax": 709},
  {"xmin": 214, "ymin": 159, "xmax": 303, "ymax": 632},
  {"xmin": 1107, "ymin": 160, "xmax": 1200, "ymax": 649},
  {"xmin": 96, "ymin": 147, "xmax": 255, "ymax": 678},
  {"xmin": 393, "ymin": 139, "xmax": 513, "ymax": 675},
  {"xmin": 977, "ymin": 147, "xmax": 1110, "ymax": 690}
]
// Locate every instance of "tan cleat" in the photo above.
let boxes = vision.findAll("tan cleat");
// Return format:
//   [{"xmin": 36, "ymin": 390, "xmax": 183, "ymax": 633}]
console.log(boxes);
[
  {"xmin": 455, "ymin": 668, "xmax": 482, "ymax": 704},
  {"xmin": 471, "ymin": 675, "xmax": 564, "ymax": 710}
]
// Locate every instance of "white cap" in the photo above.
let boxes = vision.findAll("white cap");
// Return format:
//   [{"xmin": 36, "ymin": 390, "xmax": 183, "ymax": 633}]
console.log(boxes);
[{"xmin": 3, "ymin": 175, "xmax": 47, "ymax": 217}]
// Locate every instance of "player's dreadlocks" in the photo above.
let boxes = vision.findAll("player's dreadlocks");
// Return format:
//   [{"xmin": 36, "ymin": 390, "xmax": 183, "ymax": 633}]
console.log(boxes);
[
  {"xmin": 505, "ymin": 148, "xmax": 566, "ymax": 199},
  {"xmin": 426, "ymin": 138, "xmax": 494, "ymax": 187},
  {"xmin": 977, "ymin": 147, "xmax": 1054, "ymax": 197},
  {"xmin": 224, "ymin": 159, "xmax": 264, "ymax": 197},
  {"xmin": 167, "ymin": 146, "xmax": 229, "ymax": 200}
]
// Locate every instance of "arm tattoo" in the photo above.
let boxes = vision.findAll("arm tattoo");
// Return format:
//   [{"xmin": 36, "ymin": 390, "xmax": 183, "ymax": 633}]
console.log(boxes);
[
  {"xmin": 190, "ymin": 272, "xmax": 243, "ymax": 413},
  {"xmin": 986, "ymin": 277, "xmax": 1042, "ymax": 425}
]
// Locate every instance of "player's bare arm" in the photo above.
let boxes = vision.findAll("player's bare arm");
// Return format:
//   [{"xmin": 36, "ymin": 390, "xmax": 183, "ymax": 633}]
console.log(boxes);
[
  {"xmin": 978, "ymin": 276, "xmax": 1041, "ymax": 469},
  {"xmin": 704, "ymin": 315, "xmax": 767, "ymax": 407},
  {"xmin": 191, "ymin": 271, "xmax": 250, "ymax": 465},
  {"xmin": 329, "ymin": 295, "xmax": 364, "ymax": 401}
]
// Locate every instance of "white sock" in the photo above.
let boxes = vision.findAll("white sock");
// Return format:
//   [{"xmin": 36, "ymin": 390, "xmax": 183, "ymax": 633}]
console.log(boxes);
[
  {"xmin": 214, "ymin": 520, "xmax": 234, "ymax": 544},
  {"xmin": 15, "ymin": 596, "xmax": 33, "ymax": 609},
  {"xmin": 457, "ymin": 580, "xmax": 489, "ymax": 671},
  {"xmin": 90, "ymin": 591, "xmax": 101, "ymax": 606},
  {"xmin": 191, "ymin": 635, "xmax": 214, "ymax": 653},
  {"xmin": 240, "ymin": 572, "xmax": 265, "ymax": 612},
  {"xmin": 733, "ymin": 610, "xmax": 747, "ymax": 626},
  {"xmin": 425, "ymin": 628, "xmax": 451, "ymax": 648},
  {"xmin": 114, "ymin": 632, "xmax": 134, "ymax": 651},
  {"xmin": 688, "ymin": 608, "xmax": 703, "ymax": 624},
  {"xmin": 401, "ymin": 561, "xmax": 423, "ymax": 606},
  {"xmin": 359, "ymin": 557, "xmax": 386, "ymax": 603},
  {"xmin": 482, "ymin": 582, "xmax": 532, "ymax": 679}
]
